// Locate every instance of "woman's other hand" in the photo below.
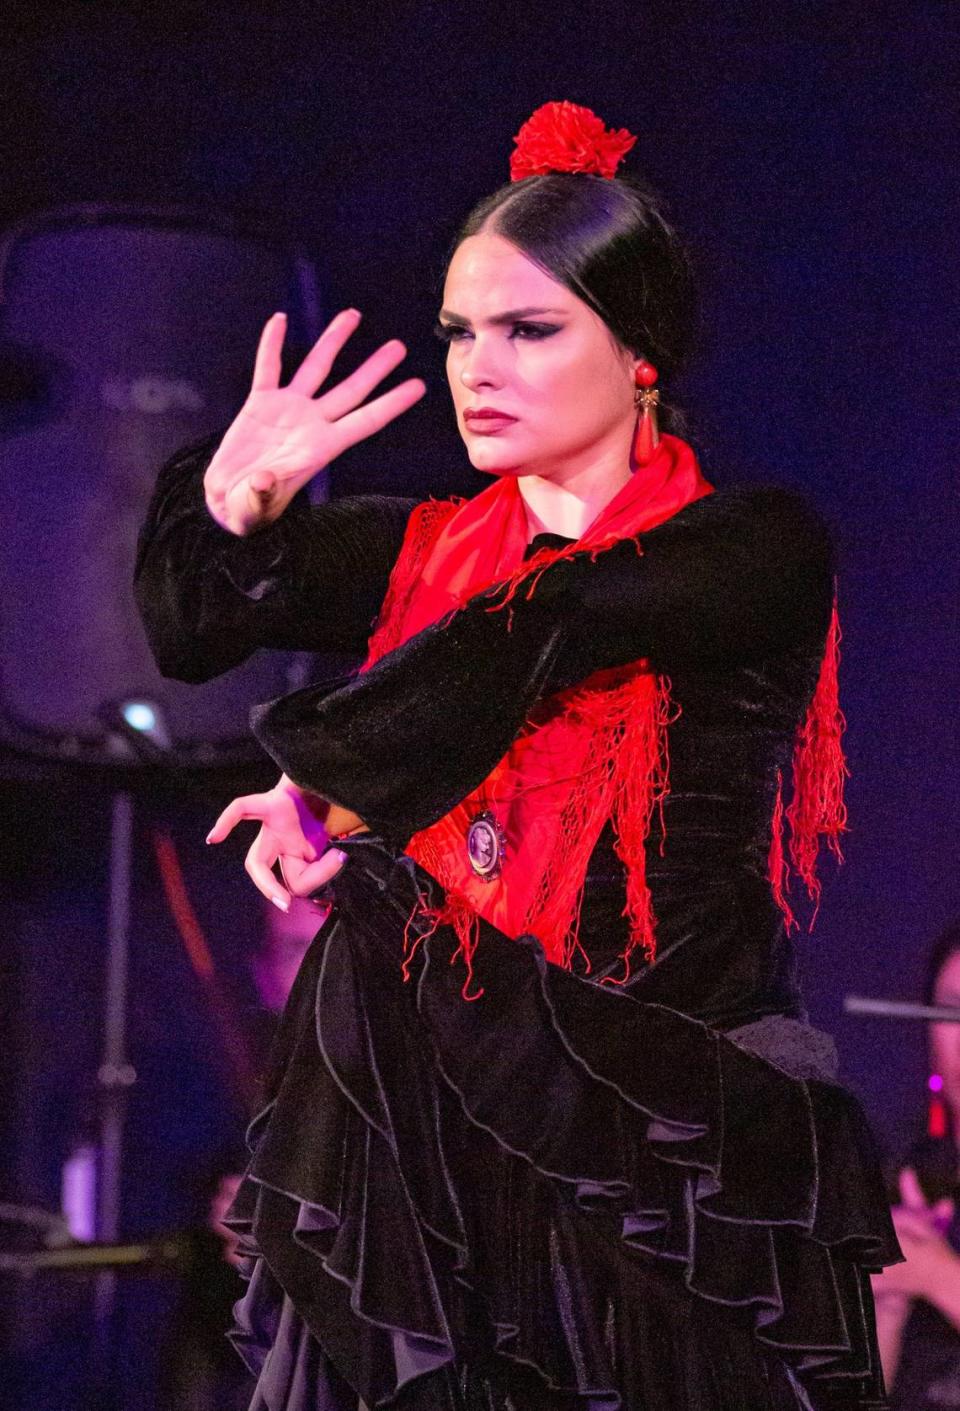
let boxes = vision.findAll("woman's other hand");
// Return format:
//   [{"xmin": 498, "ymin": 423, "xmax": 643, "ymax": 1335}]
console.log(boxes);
[
  {"xmin": 204, "ymin": 309, "xmax": 426, "ymax": 536},
  {"xmin": 872, "ymin": 1167, "xmax": 959, "ymax": 1303},
  {"xmin": 209, "ymin": 1173, "xmax": 244, "ymax": 1269},
  {"xmin": 870, "ymin": 1166, "xmax": 959, "ymax": 1383},
  {"xmin": 206, "ymin": 773, "xmax": 358, "ymax": 910}
]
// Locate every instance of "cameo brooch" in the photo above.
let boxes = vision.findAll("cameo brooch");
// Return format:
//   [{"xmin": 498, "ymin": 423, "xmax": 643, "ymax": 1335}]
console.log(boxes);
[{"xmin": 466, "ymin": 810, "xmax": 507, "ymax": 882}]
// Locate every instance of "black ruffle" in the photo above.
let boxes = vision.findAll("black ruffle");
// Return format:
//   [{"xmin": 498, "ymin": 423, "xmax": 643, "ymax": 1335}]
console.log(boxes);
[{"xmin": 227, "ymin": 839, "xmax": 899, "ymax": 1410}]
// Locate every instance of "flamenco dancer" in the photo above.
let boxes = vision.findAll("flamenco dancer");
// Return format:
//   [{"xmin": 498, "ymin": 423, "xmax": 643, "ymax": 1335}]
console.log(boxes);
[{"xmin": 136, "ymin": 103, "xmax": 901, "ymax": 1410}]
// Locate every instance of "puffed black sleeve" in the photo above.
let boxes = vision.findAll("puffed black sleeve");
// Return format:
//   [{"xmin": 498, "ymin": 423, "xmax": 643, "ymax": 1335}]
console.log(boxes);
[
  {"xmin": 251, "ymin": 486, "xmax": 834, "ymax": 844},
  {"xmin": 133, "ymin": 435, "xmax": 422, "ymax": 682}
]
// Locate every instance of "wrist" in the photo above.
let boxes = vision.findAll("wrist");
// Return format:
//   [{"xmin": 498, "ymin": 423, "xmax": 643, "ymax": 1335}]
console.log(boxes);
[
  {"xmin": 203, "ymin": 455, "xmax": 276, "ymax": 538},
  {"xmin": 324, "ymin": 802, "xmax": 369, "ymax": 838},
  {"xmin": 278, "ymin": 774, "xmax": 329, "ymax": 832},
  {"xmin": 279, "ymin": 772, "xmax": 324, "ymax": 803}
]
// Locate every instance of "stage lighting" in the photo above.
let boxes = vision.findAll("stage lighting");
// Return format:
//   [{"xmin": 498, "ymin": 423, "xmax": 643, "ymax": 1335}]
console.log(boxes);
[{"xmin": 106, "ymin": 697, "xmax": 173, "ymax": 758}]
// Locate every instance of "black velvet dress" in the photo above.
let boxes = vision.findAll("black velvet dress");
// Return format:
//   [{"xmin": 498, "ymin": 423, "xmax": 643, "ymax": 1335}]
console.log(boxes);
[{"xmin": 135, "ymin": 441, "xmax": 901, "ymax": 1411}]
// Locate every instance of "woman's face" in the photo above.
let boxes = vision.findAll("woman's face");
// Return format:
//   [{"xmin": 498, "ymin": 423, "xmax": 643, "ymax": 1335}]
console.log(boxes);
[
  {"xmin": 439, "ymin": 231, "xmax": 637, "ymax": 481},
  {"xmin": 931, "ymin": 949, "xmax": 960, "ymax": 1114}
]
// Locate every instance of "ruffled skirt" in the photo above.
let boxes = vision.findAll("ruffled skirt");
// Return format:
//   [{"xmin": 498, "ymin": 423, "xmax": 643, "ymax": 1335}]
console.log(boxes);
[{"xmin": 227, "ymin": 837, "xmax": 899, "ymax": 1410}]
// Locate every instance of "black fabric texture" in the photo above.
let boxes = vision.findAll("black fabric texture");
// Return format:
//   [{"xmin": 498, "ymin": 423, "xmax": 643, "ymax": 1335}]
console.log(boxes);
[
  {"xmin": 134, "ymin": 444, "xmax": 899, "ymax": 1409},
  {"xmin": 226, "ymin": 836, "xmax": 897, "ymax": 1411},
  {"xmin": 248, "ymin": 485, "xmax": 832, "ymax": 833},
  {"xmin": 247, "ymin": 485, "xmax": 832, "ymax": 1029},
  {"xmin": 133, "ymin": 434, "xmax": 422, "ymax": 679}
]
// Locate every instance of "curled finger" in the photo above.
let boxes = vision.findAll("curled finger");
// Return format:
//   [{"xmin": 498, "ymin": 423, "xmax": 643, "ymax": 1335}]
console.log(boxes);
[
  {"xmin": 207, "ymin": 794, "xmax": 270, "ymax": 844},
  {"xmin": 281, "ymin": 848, "xmax": 348, "ymax": 897},
  {"xmin": 244, "ymin": 829, "xmax": 291, "ymax": 912}
]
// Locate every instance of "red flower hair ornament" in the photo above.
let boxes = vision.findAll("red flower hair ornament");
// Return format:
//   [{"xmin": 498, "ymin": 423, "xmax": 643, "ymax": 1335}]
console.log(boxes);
[{"xmin": 509, "ymin": 100, "xmax": 637, "ymax": 182}]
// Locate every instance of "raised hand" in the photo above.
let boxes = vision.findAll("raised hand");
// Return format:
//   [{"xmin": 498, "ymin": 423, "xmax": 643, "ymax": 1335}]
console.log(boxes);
[{"xmin": 204, "ymin": 309, "xmax": 426, "ymax": 535}]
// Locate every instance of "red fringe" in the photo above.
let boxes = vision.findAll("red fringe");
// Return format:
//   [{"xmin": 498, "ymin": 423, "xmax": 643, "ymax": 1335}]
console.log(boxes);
[
  {"xmin": 768, "ymin": 770, "xmax": 797, "ymax": 933},
  {"xmin": 377, "ymin": 504, "xmax": 847, "ymax": 979},
  {"xmin": 517, "ymin": 669, "xmax": 673, "ymax": 978},
  {"xmin": 400, "ymin": 669, "xmax": 673, "ymax": 996},
  {"xmin": 364, "ymin": 498, "xmax": 463, "ymax": 666},
  {"xmin": 768, "ymin": 598, "xmax": 849, "ymax": 930},
  {"xmin": 603, "ymin": 674, "xmax": 677, "ymax": 983},
  {"xmin": 378, "ymin": 519, "xmax": 671, "ymax": 993},
  {"xmin": 405, "ymin": 891, "xmax": 485, "ymax": 1002},
  {"xmin": 484, "ymin": 533, "xmax": 644, "ymax": 616},
  {"xmin": 402, "ymin": 833, "xmax": 486, "ymax": 1001}
]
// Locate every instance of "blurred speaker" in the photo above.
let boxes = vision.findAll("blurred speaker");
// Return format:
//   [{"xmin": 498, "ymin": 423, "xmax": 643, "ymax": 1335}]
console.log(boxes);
[{"xmin": 0, "ymin": 204, "xmax": 324, "ymax": 768}]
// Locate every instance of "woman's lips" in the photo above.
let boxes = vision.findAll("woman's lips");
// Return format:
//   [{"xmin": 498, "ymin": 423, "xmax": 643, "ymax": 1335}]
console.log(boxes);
[{"xmin": 463, "ymin": 410, "xmax": 517, "ymax": 435}]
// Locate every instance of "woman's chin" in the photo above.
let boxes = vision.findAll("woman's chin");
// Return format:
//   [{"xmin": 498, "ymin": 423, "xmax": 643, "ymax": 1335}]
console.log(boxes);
[{"xmin": 465, "ymin": 443, "xmax": 524, "ymax": 477}]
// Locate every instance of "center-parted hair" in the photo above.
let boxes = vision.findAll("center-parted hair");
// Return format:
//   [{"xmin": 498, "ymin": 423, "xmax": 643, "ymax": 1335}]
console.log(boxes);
[{"xmin": 450, "ymin": 172, "xmax": 697, "ymax": 434}]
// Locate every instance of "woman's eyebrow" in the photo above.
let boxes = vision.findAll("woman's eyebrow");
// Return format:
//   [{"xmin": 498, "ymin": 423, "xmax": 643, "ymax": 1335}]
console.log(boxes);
[{"xmin": 438, "ymin": 306, "xmax": 566, "ymax": 327}]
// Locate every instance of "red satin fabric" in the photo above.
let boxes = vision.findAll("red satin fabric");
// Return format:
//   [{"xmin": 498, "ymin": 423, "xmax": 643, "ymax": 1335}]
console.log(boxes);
[{"xmin": 384, "ymin": 433, "xmax": 711, "ymax": 634}]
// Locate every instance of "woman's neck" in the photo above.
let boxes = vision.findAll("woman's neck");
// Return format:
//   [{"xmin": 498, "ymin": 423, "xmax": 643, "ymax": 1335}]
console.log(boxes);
[{"xmin": 516, "ymin": 432, "xmax": 635, "ymax": 542}]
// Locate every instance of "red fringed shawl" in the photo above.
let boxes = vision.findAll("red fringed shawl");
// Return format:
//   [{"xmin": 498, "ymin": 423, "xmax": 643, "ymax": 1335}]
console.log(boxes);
[
  {"xmin": 361, "ymin": 437, "xmax": 845, "ymax": 995},
  {"xmin": 769, "ymin": 601, "xmax": 848, "ymax": 931}
]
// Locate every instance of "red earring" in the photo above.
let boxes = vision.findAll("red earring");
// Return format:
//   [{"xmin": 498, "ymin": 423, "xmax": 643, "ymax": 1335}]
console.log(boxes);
[
  {"xmin": 633, "ymin": 360, "xmax": 660, "ymax": 466},
  {"xmin": 929, "ymin": 1074, "xmax": 948, "ymax": 1138}
]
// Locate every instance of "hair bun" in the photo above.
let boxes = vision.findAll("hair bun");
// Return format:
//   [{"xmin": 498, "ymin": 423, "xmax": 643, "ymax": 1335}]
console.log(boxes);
[{"xmin": 509, "ymin": 101, "xmax": 637, "ymax": 182}]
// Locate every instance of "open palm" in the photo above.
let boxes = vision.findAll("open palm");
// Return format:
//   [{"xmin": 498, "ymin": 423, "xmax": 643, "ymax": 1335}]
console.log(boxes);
[{"xmin": 204, "ymin": 308, "xmax": 426, "ymax": 535}]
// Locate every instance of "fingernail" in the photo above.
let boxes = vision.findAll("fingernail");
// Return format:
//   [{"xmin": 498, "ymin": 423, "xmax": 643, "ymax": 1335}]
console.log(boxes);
[
  {"xmin": 336, "ymin": 850, "xmax": 349, "ymax": 864},
  {"xmin": 205, "ymin": 833, "xmax": 214, "ymax": 844},
  {"xmin": 271, "ymin": 895, "xmax": 289, "ymax": 912}
]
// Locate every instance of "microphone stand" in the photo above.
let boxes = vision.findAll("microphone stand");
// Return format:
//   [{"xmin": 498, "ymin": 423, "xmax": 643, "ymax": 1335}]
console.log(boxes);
[
  {"xmin": 0, "ymin": 1234, "xmax": 192, "ymax": 1276},
  {"xmin": 844, "ymin": 996, "xmax": 960, "ymax": 1023},
  {"xmin": 91, "ymin": 789, "xmax": 138, "ymax": 1404},
  {"xmin": 84, "ymin": 716, "xmax": 261, "ymax": 1407}
]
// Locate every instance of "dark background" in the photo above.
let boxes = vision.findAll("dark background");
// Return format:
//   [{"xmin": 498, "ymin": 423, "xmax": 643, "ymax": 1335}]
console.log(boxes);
[{"xmin": 1, "ymin": 2, "xmax": 958, "ymax": 1407}]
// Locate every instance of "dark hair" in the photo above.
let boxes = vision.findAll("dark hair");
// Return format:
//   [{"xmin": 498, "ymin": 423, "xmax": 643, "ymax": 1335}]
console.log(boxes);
[
  {"xmin": 922, "ymin": 918, "xmax": 960, "ymax": 1006},
  {"xmin": 450, "ymin": 172, "xmax": 697, "ymax": 435}
]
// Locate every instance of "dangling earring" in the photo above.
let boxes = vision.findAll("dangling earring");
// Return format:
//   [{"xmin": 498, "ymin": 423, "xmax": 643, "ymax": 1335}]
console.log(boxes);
[
  {"xmin": 633, "ymin": 360, "xmax": 660, "ymax": 466},
  {"xmin": 928, "ymin": 1073, "xmax": 948, "ymax": 1138}
]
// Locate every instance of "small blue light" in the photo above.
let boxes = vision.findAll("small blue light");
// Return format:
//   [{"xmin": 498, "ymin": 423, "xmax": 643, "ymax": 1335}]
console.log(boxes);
[{"xmin": 123, "ymin": 702, "xmax": 156, "ymax": 733}]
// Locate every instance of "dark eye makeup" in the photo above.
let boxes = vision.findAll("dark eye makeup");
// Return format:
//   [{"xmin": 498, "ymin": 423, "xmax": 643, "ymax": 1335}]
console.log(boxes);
[{"xmin": 433, "ymin": 320, "xmax": 562, "ymax": 344}]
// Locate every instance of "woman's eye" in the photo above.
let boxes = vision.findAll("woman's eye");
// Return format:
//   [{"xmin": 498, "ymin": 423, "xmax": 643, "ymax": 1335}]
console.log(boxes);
[
  {"xmin": 434, "ymin": 321, "xmax": 560, "ymax": 344},
  {"xmin": 510, "ymin": 322, "xmax": 560, "ymax": 340},
  {"xmin": 434, "ymin": 322, "xmax": 471, "ymax": 343}
]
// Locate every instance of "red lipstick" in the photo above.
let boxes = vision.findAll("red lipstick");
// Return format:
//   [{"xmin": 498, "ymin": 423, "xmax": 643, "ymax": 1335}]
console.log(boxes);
[{"xmin": 463, "ymin": 407, "xmax": 517, "ymax": 434}]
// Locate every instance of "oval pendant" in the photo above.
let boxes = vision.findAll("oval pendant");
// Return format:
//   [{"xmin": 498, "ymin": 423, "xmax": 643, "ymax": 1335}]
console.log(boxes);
[{"xmin": 466, "ymin": 810, "xmax": 507, "ymax": 882}]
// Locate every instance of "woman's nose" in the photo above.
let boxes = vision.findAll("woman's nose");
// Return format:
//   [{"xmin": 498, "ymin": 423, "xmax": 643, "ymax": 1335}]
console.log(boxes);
[{"xmin": 459, "ymin": 336, "xmax": 505, "ymax": 391}]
